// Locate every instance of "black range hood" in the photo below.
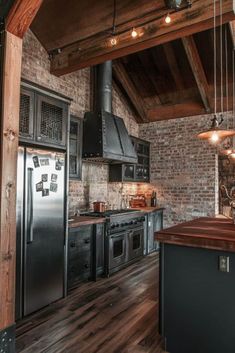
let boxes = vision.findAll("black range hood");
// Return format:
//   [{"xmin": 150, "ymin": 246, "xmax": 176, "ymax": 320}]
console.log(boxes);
[{"xmin": 82, "ymin": 61, "xmax": 137, "ymax": 164}]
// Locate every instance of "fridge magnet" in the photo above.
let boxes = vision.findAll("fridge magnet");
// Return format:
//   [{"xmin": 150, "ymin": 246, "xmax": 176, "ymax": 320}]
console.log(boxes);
[
  {"xmin": 42, "ymin": 188, "xmax": 49, "ymax": 197},
  {"xmin": 33, "ymin": 156, "xmax": 40, "ymax": 168},
  {"xmin": 50, "ymin": 182, "xmax": 58, "ymax": 193},
  {"xmin": 36, "ymin": 181, "xmax": 43, "ymax": 192},
  {"xmin": 40, "ymin": 158, "xmax": 50, "ymax": 166},
  {"xmin": 41, "ymin": 174, "xmax": 48, "ymax": 182},
  {"xmin": 55, "ymin": 161, "xmax": 62, "ymax": 171},
  {"xmin": 51, "ymin": 173, "xmax": 58, "ymax": 182},
  {"xmin": 56, "ymin": 155, "xmax": 64, "ymax": 166}
]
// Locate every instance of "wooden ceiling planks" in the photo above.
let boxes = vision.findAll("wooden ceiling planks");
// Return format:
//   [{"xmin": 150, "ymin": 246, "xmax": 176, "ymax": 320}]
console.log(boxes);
[
  {"xmin": 31, "ymin": 0, "xmax": 164, "ymax": 52},
  {"xmin": 47, "ymin": 0, "xmax": 235, "ymax": 76}
]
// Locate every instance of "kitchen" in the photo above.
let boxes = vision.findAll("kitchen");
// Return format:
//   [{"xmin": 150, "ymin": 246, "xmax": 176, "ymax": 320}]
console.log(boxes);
[{"xmin": 1, "ymin": 1, "xmax": 235, "ymax": 353}]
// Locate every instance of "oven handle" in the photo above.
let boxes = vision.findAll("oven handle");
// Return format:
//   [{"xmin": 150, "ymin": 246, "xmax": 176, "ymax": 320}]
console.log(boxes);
[{"xmin": 110, "ymin": 232, "xmax": 127, "ymax": 239}]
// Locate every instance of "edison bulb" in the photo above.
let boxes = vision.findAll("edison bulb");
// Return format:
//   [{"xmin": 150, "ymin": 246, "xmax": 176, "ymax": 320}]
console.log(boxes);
[
  {"xmin": 210, "ymin": 132, "xmax": 220, "ymax": 143},
  {"xmin": 165, "ymin": 14, "xmax": 172, "ymax": 24},
  {"xmin": 131, "ymin": 28, "xmax": 138, "ymax": 38},
  {"xmin": 110, "ymin": 36, "xmax": 118, "ymax": 46}
]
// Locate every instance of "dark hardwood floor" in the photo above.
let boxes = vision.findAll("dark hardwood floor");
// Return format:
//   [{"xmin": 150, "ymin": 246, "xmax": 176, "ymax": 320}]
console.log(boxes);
[{"xmin": 16, "ymin": 253, "xmax": 166, "ymax": 353}]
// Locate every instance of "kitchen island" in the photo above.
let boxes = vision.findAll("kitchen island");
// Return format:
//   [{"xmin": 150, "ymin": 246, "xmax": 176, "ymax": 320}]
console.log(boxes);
[{"xmin": 155, "ymin": 217, "xmax": 235, "ymax": 353}]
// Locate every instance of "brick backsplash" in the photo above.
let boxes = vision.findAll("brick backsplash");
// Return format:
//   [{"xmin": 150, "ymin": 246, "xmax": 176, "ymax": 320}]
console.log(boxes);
[{"xmin": 21, "ymin": 30, "xmax": 139, "ymax": 215}]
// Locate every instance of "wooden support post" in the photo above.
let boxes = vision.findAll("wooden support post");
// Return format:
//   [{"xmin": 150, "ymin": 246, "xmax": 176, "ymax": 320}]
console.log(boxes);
[{"xmin": 0, "ymin": 29, "xmax": 22, "ymax": 348}]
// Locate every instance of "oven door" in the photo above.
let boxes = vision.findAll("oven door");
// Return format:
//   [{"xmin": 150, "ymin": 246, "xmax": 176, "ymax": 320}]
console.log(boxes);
[
  {"xmin": 128, "ymin": 227, "xmax": 144, "ymax": 261},
  {"xmin": 109, "ymin": 232, "xmax": 127, "ymax": 270}
]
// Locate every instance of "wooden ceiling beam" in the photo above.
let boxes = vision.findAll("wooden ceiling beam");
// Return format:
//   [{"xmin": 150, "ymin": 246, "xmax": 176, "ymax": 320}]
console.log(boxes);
[
  {"xmin": 182, "ymin": 35, "xmax": 212, "ymax": 113},
  {"xmin": 147, "ymin": 102, "xmax": 206, "ymax": 122},
  {"xmin": 6, "ymin": 0, "xmax": 44, "ymax": 38},
  {"xmin": 229, "ymin": 21, "xmax": 235, "ymax": 47},
  {"xmin": 147, "ymin": 97, "xmax": 233, "ymax": 122},
  {"xmin": 50, "ymin": 0, "xmax": 235, "ymax": 76},
  {"xmin": 113, "ymin": 61, "xmax": 149, "ymax": 123}
]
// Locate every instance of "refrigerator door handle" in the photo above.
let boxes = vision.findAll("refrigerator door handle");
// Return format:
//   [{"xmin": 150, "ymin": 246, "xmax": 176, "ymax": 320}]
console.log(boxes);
[{"xmin": 26, "ymin": 167, "xmax": 34, "ymax": 244}]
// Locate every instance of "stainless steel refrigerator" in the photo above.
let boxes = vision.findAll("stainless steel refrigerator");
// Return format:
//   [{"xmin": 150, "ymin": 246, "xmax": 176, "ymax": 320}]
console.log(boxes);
[{"xmin": 16, "ymin": 147, "xmax": 66, "ymax": 320}]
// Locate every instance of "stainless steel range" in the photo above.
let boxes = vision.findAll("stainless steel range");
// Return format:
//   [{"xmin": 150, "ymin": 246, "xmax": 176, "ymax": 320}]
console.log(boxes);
[{"xmin": 84, "ymin": 209, "xmax": 145, "ymax": 276}]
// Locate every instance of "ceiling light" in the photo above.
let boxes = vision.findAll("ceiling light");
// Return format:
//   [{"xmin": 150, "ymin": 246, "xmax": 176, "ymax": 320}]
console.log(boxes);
[
  {"xmin": 165, "ymin": 14, "xmax": 172, "ymax": 24},
  {"xmin": 131, "ymin": 28, "xmax": 138, "ymax": 38},
  {"xmin": 110, "ymin": 36, "xmax": 118, "ymax": 46},
  {"xmin": 198, "ymin": 115, "xmax": 235, "ymax": 142}
]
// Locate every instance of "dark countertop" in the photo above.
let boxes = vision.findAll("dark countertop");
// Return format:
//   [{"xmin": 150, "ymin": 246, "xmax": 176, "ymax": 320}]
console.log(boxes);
[
  {"xmin": 69, "ymin": 216, "xmax": 106, "ymax": 228},
  {"xmin": 155, "ymin": 217, "xmax": 235, "ymax": 252},
  {"xmin": 131, "ymin": 207, "xmax": 165, "ymax": 213}
]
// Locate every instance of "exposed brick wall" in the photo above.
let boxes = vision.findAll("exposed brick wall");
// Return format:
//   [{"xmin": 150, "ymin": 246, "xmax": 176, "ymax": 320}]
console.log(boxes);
[
  {"xmin": 21, "ymin": 30, "xmax": 139, "ymax": 214},
  {"xmin": 138, "ymin": 114, "xmax": 234, "ymax": 227}
]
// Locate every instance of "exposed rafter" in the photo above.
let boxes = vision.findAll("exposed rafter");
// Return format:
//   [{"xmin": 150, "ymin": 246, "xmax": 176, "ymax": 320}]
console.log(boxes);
[
  {"xmin": 50, "ymin": 0, "xmax": 235, "ymax": 76},
  {"xmin": 182, "ymin": 35, "xmax": 212, "ymax": 113},
  {"xmin": 113, "ymin": 61, "xmax": 149, "ymax": 123}
]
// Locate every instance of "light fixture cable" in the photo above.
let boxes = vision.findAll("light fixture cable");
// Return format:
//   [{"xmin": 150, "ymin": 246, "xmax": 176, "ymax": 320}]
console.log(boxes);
[{"xmin": 214, "ymin": 0, "xmax": 217, "ymax": 115}]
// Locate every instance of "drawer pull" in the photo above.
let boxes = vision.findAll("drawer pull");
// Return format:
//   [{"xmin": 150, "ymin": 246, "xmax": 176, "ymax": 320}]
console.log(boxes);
[
  {"xmin": 84, "ymin": 238, "xmax": 90, "ymax": 244},
  {"xmin": 84, "ymin": 263, "xmax": 89, "ymax": 269}
]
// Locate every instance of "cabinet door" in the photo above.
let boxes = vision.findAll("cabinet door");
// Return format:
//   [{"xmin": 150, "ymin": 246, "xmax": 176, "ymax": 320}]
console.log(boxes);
[
  {"xmin": 69, "ymin": 116, "xmax": 82, "ymax": 179},
  {"xmin": 153, "ymin": 210, "xmax": 163, "ymax": 250},
  {"xmin": 36, "ymin": 94, "xmax": 68, "ymax": 148},
  {"xmin": 123, "ymin": 164, "xmax": 135, "ymax": 181},
  {"xmin": 96, "ymin": 224, "xmax": 104, "ymax": 275},
  {"xmin": 19, "ymin": 88, "xmax": 35, "ymax": 141},
  {"xmin": 147, "ymin": 213, "xmax": 155, "ymax": 253}
]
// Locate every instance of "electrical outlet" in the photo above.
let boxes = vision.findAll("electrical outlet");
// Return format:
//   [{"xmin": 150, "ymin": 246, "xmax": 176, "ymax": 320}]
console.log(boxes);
[{"xmin": 219, "ymin": 256, "xmax": 230, "ymax": 273}]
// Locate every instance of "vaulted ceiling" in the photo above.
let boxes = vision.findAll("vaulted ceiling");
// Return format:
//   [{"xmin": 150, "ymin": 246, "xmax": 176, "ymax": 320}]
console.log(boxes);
[{"xmin": 29, "ymin": 0, "xmax": 235, "ymax": 123}]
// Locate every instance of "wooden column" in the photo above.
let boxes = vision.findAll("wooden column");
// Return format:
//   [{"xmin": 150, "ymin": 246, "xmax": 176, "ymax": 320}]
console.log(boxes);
[{"xmin": 0, "ymin": 29, "xmax": 22, "ymax": 340}]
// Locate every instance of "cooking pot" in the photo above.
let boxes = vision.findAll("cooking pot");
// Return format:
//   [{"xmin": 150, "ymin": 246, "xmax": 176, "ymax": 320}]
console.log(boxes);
[{"xmin": 93, "ymin": 201, "xmax": 106, "ymax": 213}]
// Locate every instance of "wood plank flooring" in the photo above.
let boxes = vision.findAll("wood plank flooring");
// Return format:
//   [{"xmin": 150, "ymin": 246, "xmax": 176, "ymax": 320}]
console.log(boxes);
[{"xmin": 16, "ymin": 253, "xmax": 166, "ymax": 353}]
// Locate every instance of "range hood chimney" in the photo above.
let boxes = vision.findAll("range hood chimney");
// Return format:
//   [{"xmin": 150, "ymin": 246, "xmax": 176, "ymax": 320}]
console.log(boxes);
[{"xmin": 82, "ymin": 61, "xmax": 138, "ymax": 164}]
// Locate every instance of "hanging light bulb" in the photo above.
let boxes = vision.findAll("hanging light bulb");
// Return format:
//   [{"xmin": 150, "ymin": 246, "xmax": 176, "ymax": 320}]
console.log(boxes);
[
  {"xmin": 197, "ymin": 0, "xmax": 235, "ymax": 143},
  {"xmin": 131, "ymin": 28, "xmax": 138, "ymax": 38},
  {"xmin": 110, "ymin": 36, "xmax": 118, "ymax": 46},
  {"xmin": 165, "ymin": 13, "xmax": 172, "ymax": 24}
]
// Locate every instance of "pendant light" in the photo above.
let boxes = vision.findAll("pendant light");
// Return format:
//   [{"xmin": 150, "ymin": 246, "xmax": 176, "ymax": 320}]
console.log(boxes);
[
  {"xmin": 197, "ymin": 0, "xmax": 235, "ymax": 143},
  {"xmin": 109, "ymin": 0, "xmax": 118, "ymax": 46}
]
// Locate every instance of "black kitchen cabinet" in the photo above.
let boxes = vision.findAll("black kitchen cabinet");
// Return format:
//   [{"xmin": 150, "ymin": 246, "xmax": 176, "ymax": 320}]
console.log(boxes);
[
  {"xmin": 19, "ymin": 88, "xmax": 35, "ymax": 141},
  {"xmin": 109, "ymin": 136, "xmax": 150, "ymax": 183},
  {"xmin": 145, "ymin": 209, "xmax": 163, "ymax": 254},
  {"xmin": 67, "ymin": 223, "xmax": 105, "ymax": 289},
  {"xmin": 69, "ymin": 116, "xmax": 83, "ymax": 180},
  {"xmin": 19, "ymin": 82, "xmax": 69, "ymax": 149}
]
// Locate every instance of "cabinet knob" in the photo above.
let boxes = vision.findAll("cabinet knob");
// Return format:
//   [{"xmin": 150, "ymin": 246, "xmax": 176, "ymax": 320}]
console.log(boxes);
[
  {"xmin": 84, "ymin": 263, "xmax": 89, "ymax": 269},
  {"xmin": 84, "ymin": 238, "xmax": 90, "ymax": 244}
]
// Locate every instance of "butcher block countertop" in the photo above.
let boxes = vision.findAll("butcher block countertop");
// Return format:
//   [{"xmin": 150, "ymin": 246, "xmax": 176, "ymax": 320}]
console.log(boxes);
[
  {"xmin": 155, "ymin": 217, "xmax": 235, "ymax": 253},
  {"xmin": 69, "ymin": 216, "xmax": 106, "ymax": 228}
]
